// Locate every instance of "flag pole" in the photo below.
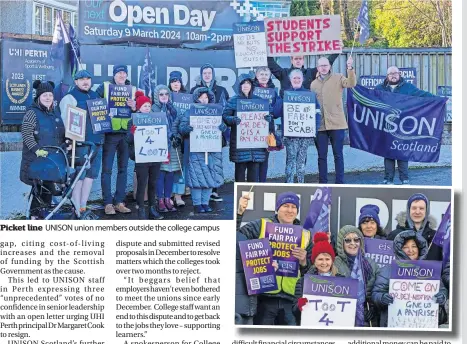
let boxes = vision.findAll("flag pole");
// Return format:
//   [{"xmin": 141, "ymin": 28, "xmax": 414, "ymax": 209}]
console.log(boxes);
[{"xmin": 350, "ymin": 22, "xmax": 360, "ymax": 58}]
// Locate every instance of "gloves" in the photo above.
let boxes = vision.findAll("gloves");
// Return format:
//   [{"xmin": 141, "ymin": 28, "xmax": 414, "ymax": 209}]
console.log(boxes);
[
  {"xmin": 297, "ymin": 297, "xmax": 308, "ymax": 312},
  {"xmin": 364, "ymin": 305, "xmax": 376, "ymax": 322},
  {"xmin": 130, "ymin": 125, "xmax": 137, "ymax": 135},
  {"xmin": 434, "ymin": 292, "xmax": 447, "ymax": 305},
  {"xmin": 172, "ymin": 136, "xmax": 182, "ymax": 148},
  {"xmin": 380, "ymin": 294, "xmax": 394, "ymax": 306},
  {"xmin": 35, "ymin": 149, "xmax": 48, "ymax": 158},
  {"xmin": 218, "ymin": 122, "xmax": 227, "ymax": 132},
  {"xmin": 186, "ymin": 125, "xmax": 194, "ymax": 133},
  {"xmin": 264, "ymin": 114, "xmax": 273, "ymax": 123},
  {"xmin": 234, "ymin": 116, "xmax": 241, "ymax": 125}
]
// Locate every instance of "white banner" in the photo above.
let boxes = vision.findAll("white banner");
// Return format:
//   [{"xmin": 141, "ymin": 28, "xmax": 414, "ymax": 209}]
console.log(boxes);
[
  {"xmin": 134, "ymin": 125, "xmax": 169, "ymax": 163},
  {"xmin": 190, "ymin": 116, "xmax": 222, "ymax": 153}
]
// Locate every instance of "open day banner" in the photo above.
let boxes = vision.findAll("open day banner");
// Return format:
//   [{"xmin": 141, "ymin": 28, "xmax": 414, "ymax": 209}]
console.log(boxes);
[
  {"xmin": 301, "ymin": 275, "xmax": 358, "ymax": 328},
  {"xmin": 133, "ymin": 112, "xmax": 168, "ymax": 163},
  {"xmin": 388, "ymin": 260, "xmax": 442, "ymax": 328}
]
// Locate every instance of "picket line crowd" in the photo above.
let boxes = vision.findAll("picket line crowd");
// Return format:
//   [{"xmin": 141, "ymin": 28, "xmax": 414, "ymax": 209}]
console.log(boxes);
[
  {"xmin": 235, "ymin": 192, "xmax": 450, "ymax": 327},
  {"xmin": 20, "ymin": 52, "xmax": 435, "ymax": 219}
]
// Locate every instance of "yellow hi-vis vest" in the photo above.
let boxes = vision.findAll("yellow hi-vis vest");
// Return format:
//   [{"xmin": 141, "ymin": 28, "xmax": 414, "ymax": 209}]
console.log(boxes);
[
  {"xmin": 103, "ymin": 81, "xmax": 136, "ymax": 132},
  {"xmin": 259, "ymin": 218, "xmax": 311, "ymax": 296}
]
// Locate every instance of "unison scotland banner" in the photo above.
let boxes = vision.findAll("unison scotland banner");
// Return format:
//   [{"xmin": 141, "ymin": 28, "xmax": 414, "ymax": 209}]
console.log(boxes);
[{"xmin": 347, "ymin": 85, "xmax": 447, "ymax": 162}]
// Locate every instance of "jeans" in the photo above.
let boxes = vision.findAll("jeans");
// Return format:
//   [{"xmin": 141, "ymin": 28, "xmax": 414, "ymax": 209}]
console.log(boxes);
[
  {"xmin": 317, "ymin": 129, "xmax": 345, "ymax": 184},
  {"xmin": 135, "ymin": 163, "xmax": 160, "ymax": 207},
  {"xmin": 255, "ymin": 297, "xmax": 296, "ymax": 326},
  {"xmin": 258, "ymin": 151, "xmax": 269, "ymax": 183},
  {"xmin": 284, "ymin": 137, "xmax": 313, "ymax": 183},
  {"xmin": 384, "ymin": 158, "xmax": 409, "ymax": 182},
  {"xmin": 101, "ymin": 133, "xmax": 129, "ymax": 205},
  {"xmin": 157, "ymin": 171, "xmax": 174, "ymax": 198},
  {"xmin": 191, "ymin": 187, "xmax": 212, "ymax": 206},
  {"xmin": 235, "ymin": 162, "xmax": 259, "ymax": 182},
  {"xmin": 235, "ymin": 313, "xmax": 254, "ymax": 325}
]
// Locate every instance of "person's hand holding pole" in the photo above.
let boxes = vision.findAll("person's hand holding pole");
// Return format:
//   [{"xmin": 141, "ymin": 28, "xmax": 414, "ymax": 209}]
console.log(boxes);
[
  {"xmin": 238, "ymin": 195, "xmax": 250, "ymax": 216},
  {"xmin": 347, "ymin": 55, "xmax": 353, "ymax": 70}
]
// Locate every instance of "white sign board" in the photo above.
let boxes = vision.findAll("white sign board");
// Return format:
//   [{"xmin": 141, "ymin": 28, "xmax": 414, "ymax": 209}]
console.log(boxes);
[
  {"xmin": 233, "ymin": 21, "xmax": 268, "ymax": 68},
  {"xmin": 190, "ymin": 116, "xmax": 222, "ymax": 153}
]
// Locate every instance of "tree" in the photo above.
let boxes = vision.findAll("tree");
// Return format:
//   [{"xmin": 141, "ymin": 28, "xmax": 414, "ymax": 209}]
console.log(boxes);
[
  {"xmin": 290, "ymin": 0, "xmax": 310, "ymax": 16},
  {"xmin": 340, "ymin": 0, "xmax": 353, "ymax": 41}
]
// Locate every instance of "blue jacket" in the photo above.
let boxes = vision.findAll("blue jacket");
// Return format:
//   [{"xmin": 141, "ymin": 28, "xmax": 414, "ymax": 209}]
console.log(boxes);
[
  {"xmin": 178, "ymin": 88, "xmax": 224, "ymax": 189},
  {"xmin": 375, "ymin": 77, "xmax": 434, "ymax": 97}
]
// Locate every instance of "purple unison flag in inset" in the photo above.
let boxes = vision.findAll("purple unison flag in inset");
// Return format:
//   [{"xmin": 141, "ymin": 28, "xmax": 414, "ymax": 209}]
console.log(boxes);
[
  {"xmin": 364, "ymin": 238, "xmax": 395, "ymax": 269},
  {"xmin": 239, "ymin": 238, "xmax": 277, "ymax": 295},
  {"xmin": 347, "ymin": 85, "xmax": 447, "ymax": 162},
  {"xmin": 108, "ymin": 84, "xmax": 133, "ymax": 119},
  {"xmin": 390, "ymin": 260, "xmax": 442, "ymax": 280},
  {"xmin": 265, "ymin": 222, "xmax": 303, "ymax": 277},
  {"xmin": 303, "ymin": 187, "xmax": 332, "ymax": 236},
  {"xmin": 432, "ymin": 203, "xmax": 451, "ymax": 258}
]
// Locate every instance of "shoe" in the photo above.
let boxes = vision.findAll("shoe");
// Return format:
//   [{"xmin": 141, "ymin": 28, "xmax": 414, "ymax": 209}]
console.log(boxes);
[
  {"xmin": 402, "ymin": 180, "xmax": 410, "ymax": 185},
  {"xmin": 165, "ymin": 197, "xmax": 177, "ymax": 212},
  {"xmin": 148, "ymin": 206, "xmax": 164, "ymax": 220},
  {"xmin": 194, "ymin": 205, "xmax": 205, "ymax": 213},
  {"xmin": 158, "ymin": 198, "xmax": 168, "ymax": 213},
  {"xmin": 138, "ymin": 207, "xmax": 147, "ymax": 220},
  {"xmin": 104, "ymin": 204, "xmax": 116, "ymax": 215},
  {"xmin": 210, "ymin": 192, "xmax": 223, "ymax": 202},
  {"xmin": 174, "ymin": 196, "xmax": 185, "ymax": 207},
  {"xmin": 382, "ymin": 180, "xmax": 394, "ymax": 185},
  {"xmin": 115, "ymin": 203, "xmax": 131, "ymax": 213},
  {"xmin": 185, "ymin": 187, "xmax": 191, "ymax": 196},
  {"xmin": 202, "ymin": 204, "xmax": 213, "ymax": 212}
]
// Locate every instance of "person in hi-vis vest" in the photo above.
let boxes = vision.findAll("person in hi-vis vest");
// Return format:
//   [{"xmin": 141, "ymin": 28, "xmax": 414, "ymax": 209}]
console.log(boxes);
[
  {"xmin": 96, "ymin": 65, "xmax": 136, "ymax": 215},
  {"xmin": 236, "ymin": 191, "xmax": 312, "ymax": 325}
]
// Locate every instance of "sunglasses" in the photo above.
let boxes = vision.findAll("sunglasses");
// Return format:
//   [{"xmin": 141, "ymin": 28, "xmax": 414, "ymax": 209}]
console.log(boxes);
[
  {"xmin": 344, "ymin": 237, "xmax": 361, "ymax": 244},
  {"xmin": 159, "ymin": 92, "xmax": 169, "ymax": 96}
]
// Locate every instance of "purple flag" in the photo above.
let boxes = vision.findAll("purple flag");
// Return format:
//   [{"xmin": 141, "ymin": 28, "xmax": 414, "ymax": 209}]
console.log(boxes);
[
  {"xmin": 138, "ymin": 46, "xmax": 156, "ymax": 102},
  {"xmin": 432, "ymin": 203, "xmax": 451, "ymax": 263},
  {"xmin": 357, "ymin": 0, "xmax": 370, "ymax": 44},
  {"xmin": 68, "ymin": 23, "xmax": 80, "ymax": 78},
  {"xmin": 303, "ymin": 187, "xmax": 332, "ymax": 236},
  {"xmin": 50, "ymin": 12, "xmax": 70, "ymax": 62},
  {"xmin": 350, "ymin": 249, "xmax": 366, "ymax": 327}
]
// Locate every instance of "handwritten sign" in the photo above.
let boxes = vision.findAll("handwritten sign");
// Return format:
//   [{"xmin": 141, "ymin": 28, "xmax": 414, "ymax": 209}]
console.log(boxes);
[
  {"xmin": 239, "ymin": 238, "xmax": 278, "ymax": 295},
  {"xmin": 236, "ymin": 98, "xmax": 269, "ymax": 149},
  {"xmin": 233, "ymin": 21, "xmax": 268, "ymax": 68},
  {"xmin": 253, "ymin": 88, "xmax": 276, "ymax": 104},
  {"xmin": 172, "ymin": 92, "xmax": 193, "ymax": 113},
  {"xmin": 283, "ymin": 91, "xmax": 316, "ymax": 137},
  {"xmin": 65, "ymin": 105, "xmax": 86, "ymax": 141},
  {"xmin": 265, "ymin": 222, "xmax": 303, "ymax": 277},
  {"xmin": 364, "ymin": 238, "xmax": 395, "ymax": 269},
  {"xmin": 359, "ymin": 75, "xmax": 386, "ymax": 90},
  {"xmin": 265, "ymin": 15, "xmax": 342, "ymax": 57},
  {"xmin": 133, "ymin": 112, "xmax": 168, "ymax": 163},
  {"xmin": 388, "ymin": 260, "xmax": 442, "ymax": 328},
  {"xmin": 437, "ymin": 86, "xmax": 452, "ymax": 122},
  {"xmin": 108, "ymin": 84, "xmax": 133, "ymax": 118},
  {"xmin": 189, "ymin": 104, "xmax": 223, "ymax": 153},
  {"xmin": 301, "ymin": 275, "xmax": 358, "ymax": 327},
  {"xmin": 86, "ymin": 98, "xmax": 112, "ymax": 134}
]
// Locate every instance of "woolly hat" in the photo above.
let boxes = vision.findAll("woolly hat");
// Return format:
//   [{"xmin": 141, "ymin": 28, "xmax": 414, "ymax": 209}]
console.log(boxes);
[
  {"xmin": 311, "ymin": 232, "xmax": 335, "ymax": 264},
  {"xmin": 113, "ymin": 64, "xmax": 128, "ymax": 76},
  {"xmin": 406, "ymin": 193, "xmax": 430, "ymax": 230},
  {"xmin": 275, "ymin": 192, "xmax": 300, "ymax": 212},
  {"xmin": 135, "ymin": 91, "xmax": 151, "ymax": 111},
  {"xmin": 359, "ymin": 204, "xmax": 381, "ymax": 227},
  {"xmin": 74, "ymin": 69, "xmax": 92, "ymax": 80},
  {"xmin": 169, "ymin": 71, "xmax": 183, "ymax": 83},
  {"xmin": 33, "ymin": 80, "xmax": 55, "ymax": 101}
]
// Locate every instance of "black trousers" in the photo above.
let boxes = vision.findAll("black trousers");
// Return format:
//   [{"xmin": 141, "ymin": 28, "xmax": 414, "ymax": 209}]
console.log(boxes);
[
  {"xmin": 235, "ymin": 162, "xmax": 259, "ymax": 182},
  {"xmin": 135, "ymin": 163, "xmax": 161, "ymax": 207}
]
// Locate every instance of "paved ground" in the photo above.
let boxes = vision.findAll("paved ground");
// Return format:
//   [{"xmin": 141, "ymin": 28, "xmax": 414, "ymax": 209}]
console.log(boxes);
[{"xmin": 93, "ymin": 166, "xmax": 451, "ymax": 221}]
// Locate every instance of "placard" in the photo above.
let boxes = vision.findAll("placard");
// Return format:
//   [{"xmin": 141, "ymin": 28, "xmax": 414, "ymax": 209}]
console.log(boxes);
[
  {"xmin": 238, "ymin": 238, "xmax": 278, "ymax": 295},
  {"xmin": 108, "ymin": 84, "xmax": 133, "ymax": 118},
  {"xmin": 283, "ymin": 91, "xmax": 316, "ymax": 137},
  {"xmin": 364, "ymin": 238, "xmax": 395, "ymax": 269},
  {"xmin": 86, "ymin": 98, "xmax": 112, "ymax": 134},
  {"xmin": 233, "ymin": 21, "xmax": 268, "ymax": 68},
  {"xmin": 359, "ymin": 75, "xmax": 386, "ymax": 90},
  {"xmin": 388, "ymin": 260, "xmax": 442, "ymax": 328},
  {"xmin": 65, "ymin": 105, "xmax": 87, "ymax": 141},
  {"xmin": 264, "ymin": 222, "xmax": 303, "ymax": 277},
  {"xmin": 301, "ymin": 275, "xmax": 358, "ymax": 327},
  {"xmin": 172, "ymin": 92, "xmax": 193, "ymax": 113},
  {"xmin": 236, "ymin": 98, "xmax": 269, "ymax": 149},
  {"xmin": 189, "ymin": 104, "xmax": 223, "ymax": 153},
  {"xmin": 265, "ymin": 15, "xmax": 342, "ymax": 57},
  {"xmin": 253, "ymin": 88, "xmax": 276, "ymax": 103},
  {"xmin": 133, "ymin": 112, "xmax": 168, "ymax": 163},
  {"xmin": 437, "ymin": 86, "xmax": 452, "ymax": 122},
  {"xmin": 399, "ymin": 67, "xmax": 417, "ymax": 86}
]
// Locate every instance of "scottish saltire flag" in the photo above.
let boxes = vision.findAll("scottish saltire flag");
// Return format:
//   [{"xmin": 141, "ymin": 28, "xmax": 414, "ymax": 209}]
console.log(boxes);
[
  {"xmin": 138, "ymin": 47, "xmax": 156, "ymax": 101},
  {"xmin": 432, "ymin": 203, "xmax": 451, "ymax": 264},
  {"xmin": 303, "ymin": 188, "xmax": 332, "ymax": 236},
  {"xmin": 50, "ymin": 12, "xmax": 70, "ymax": 62},
  {"xmin": 350, "ymin": 249, "xmax": 366, "ymax": 327},
  {"xmin": 69, "ymin": 23, "xmax": 80, "ymax": 78},
  {"xmin": 357, "ymin": 0, "xmax": 370, "ymax": 44}
]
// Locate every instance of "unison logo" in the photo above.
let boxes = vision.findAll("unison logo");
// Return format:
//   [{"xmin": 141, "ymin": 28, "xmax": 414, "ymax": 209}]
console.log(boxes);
[{"xmin": 350, "ymin": 88, "xmax": 438, "ymax": 141}]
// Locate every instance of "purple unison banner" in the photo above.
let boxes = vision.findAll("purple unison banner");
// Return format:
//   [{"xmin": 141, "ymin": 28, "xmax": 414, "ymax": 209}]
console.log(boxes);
[
  {"xmin": 265, "ymin": 222, "xmax": 303, "ymax": 277},
  {"xmin": 390, "ymin": 260, "xmax": 442, "ymax": 280},
  {"xmin": 347, "ymin": 85, "xmax": 447, "ymax": 162},
  {"xmin": 172, "ymin": 92, "xmax": 193, "ymax": 113},
  {"xmin": 239, "ymin": 238, "xmax": 278, "ymax": 295},
  {"xmin": 364, "ymin": 238, "xmax": 395, "ymax": 269}
]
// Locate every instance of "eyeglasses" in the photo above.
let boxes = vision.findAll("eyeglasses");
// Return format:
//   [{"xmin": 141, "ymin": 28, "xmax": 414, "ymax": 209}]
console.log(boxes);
[
  {"xmin": 344, "ymin": 237, "xmax": 361, "ymax": 244},
  {"xmin": 387, "ymin": 72, "xmax": 400, "ymax": 76},
  {"xmin": 159, "ymin": 92, "xmax": 169, "ymax": 96},
  {"xmin": 318, "ymin": 65, "xmax": 330, "ymax": 68}
]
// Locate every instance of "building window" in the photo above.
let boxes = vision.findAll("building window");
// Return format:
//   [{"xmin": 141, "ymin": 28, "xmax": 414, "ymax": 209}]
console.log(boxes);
[{"xmin": 33, "ymin": 2, "xmax": 77, "ymax": 36}]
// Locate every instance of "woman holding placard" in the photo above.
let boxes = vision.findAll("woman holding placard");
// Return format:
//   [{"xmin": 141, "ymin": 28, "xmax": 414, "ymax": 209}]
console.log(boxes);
[
  {"xmin": 152, "ymin": 85, "xmax": 180, "ymax": 213},
  {"xmin": 178, "ymin": 87, "xmax": 226, "ymax": 213},
  {"xmin": 334, "ymin": 225, "xmax": 379, "ymax": 327},
  {"xmin": 126, "ymin": 92, "xmax": 164, "ymax": 220},
  {"xmin": 371, "ymin": 231, "xmax": 448, "ymax": 327}
]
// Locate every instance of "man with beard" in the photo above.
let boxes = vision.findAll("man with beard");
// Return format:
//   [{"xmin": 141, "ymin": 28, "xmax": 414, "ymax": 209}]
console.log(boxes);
[{"xmin": 375, "ymin": 66, "xmax": 434, "ymax": 185}]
